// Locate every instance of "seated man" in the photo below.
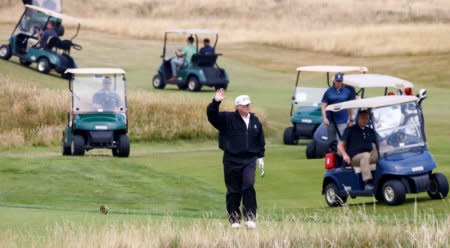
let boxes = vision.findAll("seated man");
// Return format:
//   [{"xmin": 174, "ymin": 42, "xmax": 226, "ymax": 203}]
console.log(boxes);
[
  {"xmin": 338, "ymin": 110, "xmax": 378, "ymax": 190},
  {"xmin": 38, "ymin": 20, "xmax": 57, "ymax": 49},
  {"xmin": 199, "ymin": 38, "xmax": 215, "ymax": 55},
  {"xmin": 169, "ymin": 36, "xmax": 196, "ymax": 81},
  {"xmin": 92, "ymin": 76, "xmax": 122, "ymax": 111}
]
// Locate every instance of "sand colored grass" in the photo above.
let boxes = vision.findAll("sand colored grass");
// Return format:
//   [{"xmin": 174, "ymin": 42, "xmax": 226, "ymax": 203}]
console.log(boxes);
[
  {"xmin": 0, "ymin": 74, "xmax": 267, "ymax": 149},
  {"xmin": 1, "ymin": 209, "xmax": 449, "ymax": 247},
  {"xmin": 0, "ymin": 0, "xmax": 449, "ymax": 56}
]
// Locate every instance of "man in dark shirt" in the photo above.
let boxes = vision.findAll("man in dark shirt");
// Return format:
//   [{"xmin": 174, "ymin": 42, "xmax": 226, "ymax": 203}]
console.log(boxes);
[
  {"xmin": 207, "ymin": 88, "xmax": 265, "ymax": 229},
  {"xmin": 321, "ymin": 72, "xmax": 355, "ymax": 148},
  {"xmin": 39, "ymin": 20, "xmax": 57, "ymax": 49},
  {"xmin": 199, "ymin": 38, "xmax": 215, "ymax": 55},
  {"xmin": 338, "ymin": 110, "xmax": 378, "ymax": 190},
  {"xmin": 92, "ymin": 76, "xmax": 122, "ymax": 111}
]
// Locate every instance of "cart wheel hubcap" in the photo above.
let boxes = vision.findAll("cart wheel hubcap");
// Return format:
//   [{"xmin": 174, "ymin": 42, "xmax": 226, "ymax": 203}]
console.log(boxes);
[
  {"xmin": 384, "ymin": 186, "xmax": 395, "ymax": 202},
  {"xmin": 188, "ymin": 80, "xmax": 195, "ymax": 89},
  {"xmin": 326, "ymin": 187, "xmax": 336, "ymax": 203},
  {"xmin": 0, "ymin": 47, "xmax": 6, "ymax": 56},
  {"xmin": 153, "ymin": 77, "xmax": 160, "ymax": 87},
  {"xmin": 38, "ymin": 61, "xmax": 47, "ymax": 71}
]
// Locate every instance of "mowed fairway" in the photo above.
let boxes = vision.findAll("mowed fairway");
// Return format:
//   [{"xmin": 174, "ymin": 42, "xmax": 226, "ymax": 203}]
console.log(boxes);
[{"xmin": 1, "ymin": 23, "xmax": 450, "ymax": 246}]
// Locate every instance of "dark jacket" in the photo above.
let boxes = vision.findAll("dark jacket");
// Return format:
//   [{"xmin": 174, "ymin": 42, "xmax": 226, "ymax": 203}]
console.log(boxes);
[{"xmin": 207, "ymin": 99, "xmax": 265, "ymax": 158}]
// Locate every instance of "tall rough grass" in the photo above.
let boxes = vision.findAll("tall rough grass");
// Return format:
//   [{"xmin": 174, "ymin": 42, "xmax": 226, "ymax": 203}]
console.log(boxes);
[
  {"xmin": 1, "ymin": 0, "xmax": 449, "ymax": 56},
  {"xmin": 1, "ymin": 209, "xmax": 449, "ymax": 247},
  {"xmin": 0, "ymin": 75, "xmax": 267, "ymax": 149}
]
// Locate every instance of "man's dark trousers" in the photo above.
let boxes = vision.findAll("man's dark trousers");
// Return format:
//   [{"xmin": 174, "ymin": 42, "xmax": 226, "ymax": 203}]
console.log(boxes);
[{"xmin": 223, "ymin": 154, "xmax": 257, "ymax": 223}]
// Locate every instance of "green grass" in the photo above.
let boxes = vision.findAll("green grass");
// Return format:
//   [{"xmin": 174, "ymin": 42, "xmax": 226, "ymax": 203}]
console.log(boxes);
[{"xmin": 0, "ymin": 23, "xmax": 450, "ymax": 245}]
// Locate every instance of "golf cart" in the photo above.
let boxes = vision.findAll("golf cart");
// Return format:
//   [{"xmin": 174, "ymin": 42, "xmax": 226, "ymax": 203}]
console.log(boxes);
[
  {"xmin": 152, "ymin": 29, "xmax": 229, "ymax": 92},
  {"xmin": 306, "ymin": 74, "xmax": 415, "ymax": 159},
  {"xmin": 0, "ymin": 4, "xmax": 81, "ymax": 77},
  {"xmin": 283, "ymin": 65, "xmax": 368, "ymax": 145},
  {"xmin": 62, "ymin": 68, "xmax": 130, "ymax": 157},
  {"xmin": 322, "ymin": 94, "xmax": 449, "ymax": 206}
]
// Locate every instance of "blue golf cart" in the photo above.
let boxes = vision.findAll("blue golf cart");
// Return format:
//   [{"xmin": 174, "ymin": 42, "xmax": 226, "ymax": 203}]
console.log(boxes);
[
  {"xmin": 306, "ymin": 74, "xmax": 415, "ymax": 159},
  {"xmin": 284, "ymin": 65, "xmax": 368, "ymax": 145},
  {"xmin": 322, "ymin": 94, "xmax": 449, "ymax": 206},
  {"xmin": 0, "ymin": 4, "xmax": 81, "ymax": 77}
]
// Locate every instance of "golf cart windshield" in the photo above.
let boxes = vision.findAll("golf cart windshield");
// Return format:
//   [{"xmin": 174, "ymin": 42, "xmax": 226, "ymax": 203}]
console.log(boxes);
[
  {"xmin": 29, "ymin": 0, "xmax": 62, "ymax": 12},
  {"xmin": 372, "ymin": 101, "xmax": 425, "ymax": 156},
  {"xmin": 15, "ymin": 7, "xmax": 52, "ymax": 37},
  {"xmin": 72, "ymin": 74, "xmax": 126, "ymax": 114},
  {"xmin": 293, "ymin": 87, "xmax": 326, "ymax": 108}
]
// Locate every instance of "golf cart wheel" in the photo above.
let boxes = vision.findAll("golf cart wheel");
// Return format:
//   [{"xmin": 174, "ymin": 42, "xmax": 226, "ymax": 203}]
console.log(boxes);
[
  {"xmin": 427, "ymin": 173, "xmax": 449, "ymax": 199},
  {"xmin": 187, "ymin": 76, "xmax": 201, "ymax": 92},
  {"xmin": 19, "ymin": 57, "xmax": 32, "ymax": 66},
  {"xmin": 152, "ymin": 74, "xmax": 166, "ymax": 89},
  {"xmin": 283, "ymin": 127, "xmax": 298, "ymax": 145},
  {"xmin": 381, "ymin": 180, "xmax": 406, "ymax": 205},
  {"xmin": 71, "ymin": 135, "xmax": 85, "ymax": 156},
  {"xmin": 117, "ymin": 134, "xmax": 130, "ymax": 157},
  {"xmin": 37, "ymin": 57, "xmax": 51, "ymax": 74},
  {"xmin": 305, "ymin": 140, "xmax": 317, "ymax": 159},
  {"xmin": 324, "ymin": 182, "xmax": 347, "ymax": 207},
  {"xmin": 0, "ymin": 45, "xmax": 12, "ymax": 60}
]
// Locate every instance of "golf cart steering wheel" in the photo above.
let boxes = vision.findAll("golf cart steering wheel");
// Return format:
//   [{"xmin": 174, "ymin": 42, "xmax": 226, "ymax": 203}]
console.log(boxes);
[
  {"xmin": 387, "ymin": 131, "xmax": 406, "ymax": 147},
  {"xmin": 71, "ymin": 43, "xmax": 82, "ymax": 51}
]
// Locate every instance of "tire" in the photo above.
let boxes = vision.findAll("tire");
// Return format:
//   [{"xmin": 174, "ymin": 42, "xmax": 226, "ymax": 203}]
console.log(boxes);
[
  {"xmin": 117, "ymin": 134, "xmax": 130, "ymax": 157},
  {"xmin": 0, "ymin": 45, "xmax": 12, "ymax": 60},
  {"xmin": 62, "ymin": 134, "xmax": 71, "ymax": 156},
  {"xmin": 187, "ymin": 76, "xmax": 201, "ymax": 92},
  {"xmin": 283, "ymin": 127, "xmax": 297, "ymax": 145},
  {"xmin": 71, "ymin": 135, "xmax": 85, "ymax": 156},
  {"xmin": 112, "ymin": 147, "xmax": 118, "ymax": 157},
  {"xmin": 381, "ymin": 180, "xmax": 406, "ymax": 205},
  {"xmin": 324, "ymin": 182, "xmax": 347, "ymax": 207},
  {"xmin": 305, "ymin": 140, "xmax": 317, "ymax": 159},
  {"xmin": 37, "ymin": 57, "xmax": 51, "ymax": 74},
  {"xmin": 427, "ymin": 173, "xmax": 449, "ymax": 199},
  {"xmin": 152, "ymin": 74, "xmax": 166, "ymax": 89},
  {"xmin": 19, "ymin": 57, "xmax": 32, "ymax": 66}
]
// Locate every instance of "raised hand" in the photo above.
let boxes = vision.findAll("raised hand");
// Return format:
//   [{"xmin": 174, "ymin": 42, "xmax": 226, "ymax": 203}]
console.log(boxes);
[{"xmin": 214, "ymin": 88, "xmax": 225, "ymax": 102}]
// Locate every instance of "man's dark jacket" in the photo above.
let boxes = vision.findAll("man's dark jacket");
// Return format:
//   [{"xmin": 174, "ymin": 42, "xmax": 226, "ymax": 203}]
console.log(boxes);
[{"xmin": 207, "ymin": 99, "xmax": 265, "ymax": 158}]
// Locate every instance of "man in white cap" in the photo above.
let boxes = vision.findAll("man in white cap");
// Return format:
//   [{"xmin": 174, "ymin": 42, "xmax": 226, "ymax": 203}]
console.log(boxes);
[{"xmin": 207, "ymin": 88, "xmax": 265, "ymax": 229}]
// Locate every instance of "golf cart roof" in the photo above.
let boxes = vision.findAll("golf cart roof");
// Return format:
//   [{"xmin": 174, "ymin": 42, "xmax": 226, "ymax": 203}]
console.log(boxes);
[
  {"xmin": 296, "ymin": 65, "xmax": 368, "ymax": 73},
  {"xmin": 165, "ymin": 29, "xmax": 218, "ymax": 35},
  {"xmin": 326, "ymin": 95, "xmax": 418, "ymax": 112},
  {"xmin": 343, "ymin": 74, "xmax": 414, "ymax": 89},
  {"xmin": 65, "ymin": 68, "xmax": 125, "ymax": 75},
  {"xmin": 25, "ymin": 4, "xmax": 79, "ymax": 23}
]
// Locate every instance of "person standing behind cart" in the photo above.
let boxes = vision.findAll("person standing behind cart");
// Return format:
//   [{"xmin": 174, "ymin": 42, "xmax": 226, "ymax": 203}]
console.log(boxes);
[
  {"xmin": 321, "ymin": 72, "xmax": 355, "ymax": 149},
  {"xmin": 207, "ymin": 88, "xmax": 265, "ymax": 230}
]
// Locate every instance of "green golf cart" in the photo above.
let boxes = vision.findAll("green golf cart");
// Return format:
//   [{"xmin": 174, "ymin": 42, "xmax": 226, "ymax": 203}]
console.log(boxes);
[
  {"xmin": 0, "ymin": 4, "xmax": 81, "ymax": 77},
  {"xmin": 62, "ymin": 68, "xmax": 130, "ymax": 157},
  {"xmin": 152, "ymin": 29, "xmax": 229, "ymax": 92}
]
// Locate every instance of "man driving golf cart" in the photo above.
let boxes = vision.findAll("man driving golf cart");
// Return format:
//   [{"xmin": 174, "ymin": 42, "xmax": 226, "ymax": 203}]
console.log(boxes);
[
  {"xmin": 0, "ymin": 4, "xmax": 81, "ymax": 77},
  {"xmin": 322, "ymin": 93, "xmax": 449, "ymax": 206}
]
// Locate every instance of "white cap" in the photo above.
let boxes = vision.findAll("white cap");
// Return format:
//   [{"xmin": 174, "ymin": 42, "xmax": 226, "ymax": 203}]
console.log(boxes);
[{"xmin": 235, "ymin": 95, "xmax": 252, "ymax": 106}]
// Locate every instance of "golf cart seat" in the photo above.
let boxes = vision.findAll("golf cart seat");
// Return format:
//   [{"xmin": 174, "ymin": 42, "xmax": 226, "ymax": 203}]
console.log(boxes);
[{"xmin": 191, "ymin": 54, "xmax": 217, "ymax": 67}]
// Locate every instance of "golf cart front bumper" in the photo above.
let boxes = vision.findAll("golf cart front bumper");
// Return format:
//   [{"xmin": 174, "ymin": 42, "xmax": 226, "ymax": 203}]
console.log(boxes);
[{"xmin": 86, "ymin": 131, "xmax": 114, "ymax": 149}]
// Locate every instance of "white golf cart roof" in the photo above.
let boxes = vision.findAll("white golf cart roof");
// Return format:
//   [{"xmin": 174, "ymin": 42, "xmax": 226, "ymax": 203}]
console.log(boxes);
[
  {"xmin": 296, "ymin": 65, "xmax": 368, "ymax": 73},
  {"xmin": 25, "ymin": 4, "xmax": 80, "ymax": 23},
  {"xmin": 165, "ymin": 29, "xmax": 218, "ymax": 35},
  {"xmin": 344, "ymin": 74, "xmax": 414, "ymax": 89},
  {"xmin": 65, "ymin": 68, "xmax": 125, "ymax": 75},
  {"xmin": 327, "ymin": 95, "xmax": 418, "ymax": 112}
]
